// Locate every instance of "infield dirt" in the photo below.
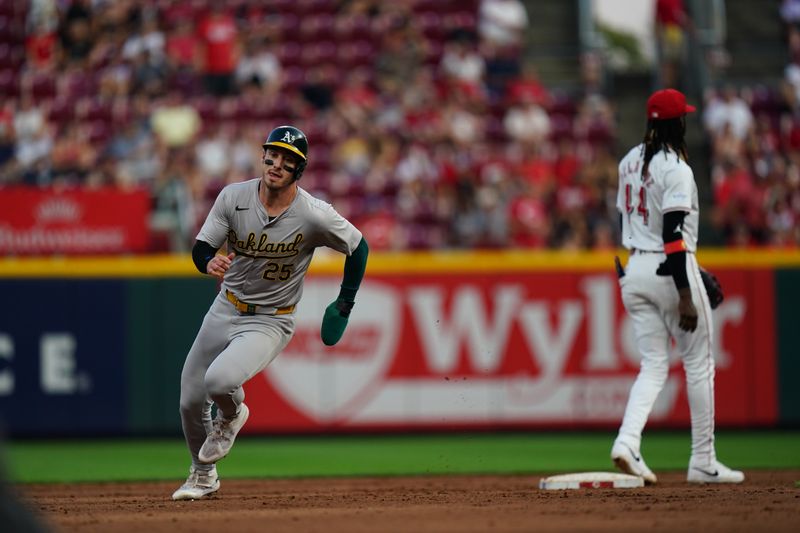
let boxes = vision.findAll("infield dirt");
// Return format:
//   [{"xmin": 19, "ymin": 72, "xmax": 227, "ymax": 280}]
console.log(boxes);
[{"xmin": 20, "ymin": 470, "xmax": 800, "ymax": 532}]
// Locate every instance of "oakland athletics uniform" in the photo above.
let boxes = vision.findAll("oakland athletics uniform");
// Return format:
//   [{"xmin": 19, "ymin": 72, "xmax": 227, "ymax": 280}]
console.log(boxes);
[
  {"xmin": 178, "ymin": 178, "xmax": 362, "ymax": 469},
  {"xmin": 613, "ymin": 141, "xmax": 730, "ymax": 478}
]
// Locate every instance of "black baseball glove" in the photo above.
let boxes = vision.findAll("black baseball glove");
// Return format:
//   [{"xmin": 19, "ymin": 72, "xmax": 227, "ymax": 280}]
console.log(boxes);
[{"xmin": 699, "ymin": 267, "xmax": 724, "ymax": 309}]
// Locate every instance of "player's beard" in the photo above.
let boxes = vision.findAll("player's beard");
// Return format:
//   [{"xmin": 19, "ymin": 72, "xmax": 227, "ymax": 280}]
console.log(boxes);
[{"xmin": 261, "ymin": 170, "xmax": 294, "ymax": 192}]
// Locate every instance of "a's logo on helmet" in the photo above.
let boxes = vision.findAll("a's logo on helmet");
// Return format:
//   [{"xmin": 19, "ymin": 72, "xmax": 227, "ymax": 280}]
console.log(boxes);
[{"xmin": 281, "ymin": 131, "xmax": 297, "ymax": 144}]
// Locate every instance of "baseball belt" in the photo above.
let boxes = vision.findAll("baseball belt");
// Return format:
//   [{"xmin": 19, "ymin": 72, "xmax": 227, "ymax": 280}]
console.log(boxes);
[
  {"xmin": 225, "ymin": 290, "xmax": 296, "ymax": 316},
  {"xmin": 631, "ymin": 248, "xmax": 695, "ymax": 255}
]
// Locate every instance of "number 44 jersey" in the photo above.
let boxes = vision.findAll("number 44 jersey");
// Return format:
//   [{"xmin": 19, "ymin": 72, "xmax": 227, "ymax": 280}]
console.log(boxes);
[{"xmin": 616, "ymin": 143, "xmax": 699, "ymax": 253}]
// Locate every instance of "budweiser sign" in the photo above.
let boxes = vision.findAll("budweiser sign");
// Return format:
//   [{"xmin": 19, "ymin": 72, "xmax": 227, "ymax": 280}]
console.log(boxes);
[{"xmin": 0, "ymin": 187, "xmax": 151, "ymax": 255}]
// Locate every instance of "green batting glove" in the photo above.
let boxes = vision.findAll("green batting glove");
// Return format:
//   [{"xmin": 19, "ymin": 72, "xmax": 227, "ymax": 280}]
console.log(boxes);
[{"xmin": 321, "ymin": 299, "xmax": 354, "ymax": 346}]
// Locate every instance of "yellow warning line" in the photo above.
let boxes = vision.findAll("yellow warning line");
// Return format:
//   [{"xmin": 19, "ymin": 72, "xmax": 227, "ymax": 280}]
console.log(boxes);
[{"xmin": 0, "ymin": 249, "xmax": 799, "ymax": 278}]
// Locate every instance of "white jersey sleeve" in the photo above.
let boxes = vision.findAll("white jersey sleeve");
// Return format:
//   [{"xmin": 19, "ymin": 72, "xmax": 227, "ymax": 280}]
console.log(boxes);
[{"xmin": 661, "ymin": 165, "xmax": 694, "ymax": 213}]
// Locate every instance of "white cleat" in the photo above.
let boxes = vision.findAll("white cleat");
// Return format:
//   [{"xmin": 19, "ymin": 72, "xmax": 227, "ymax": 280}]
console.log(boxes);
[
  {"xmin": 687, "ymin": 459, "xmax": 745, "ymax": 484},
  {"xmin": 611, "ymin": 441, "xmax": 658, "ymax": 484},
  {"xmin": 198, "ymin": 403, "xmax": 250, "ymax": 464},
  {"xmin": 172, "ymin": 466, "xmax": 220, "ymax": 500}
]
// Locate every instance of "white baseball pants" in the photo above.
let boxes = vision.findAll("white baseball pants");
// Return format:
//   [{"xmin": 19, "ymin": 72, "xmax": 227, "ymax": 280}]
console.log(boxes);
[{"xmin": 615, "ymin": 251, "xmax": 717, "ymax": 467}]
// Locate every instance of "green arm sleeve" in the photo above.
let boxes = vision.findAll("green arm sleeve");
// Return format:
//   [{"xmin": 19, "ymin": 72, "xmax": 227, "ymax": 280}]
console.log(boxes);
[{"xmin": 338, "ymin": 237, "xmax": 369, "ymax": 302}]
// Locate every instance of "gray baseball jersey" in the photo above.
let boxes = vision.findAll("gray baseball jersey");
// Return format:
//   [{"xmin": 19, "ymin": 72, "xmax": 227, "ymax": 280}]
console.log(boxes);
[
  {"xmin": 196, "ymin": 178, "xmax": 362, "ymax": 307},
  {"xmin": 616, "ymin": 143, "xmax": 699, "ymax": 252}
]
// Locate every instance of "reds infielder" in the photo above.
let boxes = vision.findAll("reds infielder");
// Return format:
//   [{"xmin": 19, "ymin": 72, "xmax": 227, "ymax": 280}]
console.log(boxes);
[
  {"xmin": 611, "ymin": 89, "xmax": 743, "ymax": 484},
  {"xmin": 172, "ymin": 125, "xmax": 369, "ymax": 500}
]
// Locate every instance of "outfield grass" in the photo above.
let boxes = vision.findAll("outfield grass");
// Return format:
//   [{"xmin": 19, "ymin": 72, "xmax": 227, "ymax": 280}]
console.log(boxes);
[{"xmin": 4, "ymin": 430, "xmax": 799, "ymax": 483}]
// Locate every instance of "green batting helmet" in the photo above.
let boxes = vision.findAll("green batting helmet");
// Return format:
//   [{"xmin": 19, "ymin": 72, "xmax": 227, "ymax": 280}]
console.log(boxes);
[{"xmin": 262, "ymin": 125, "xmax": 308, "ymax": 180}]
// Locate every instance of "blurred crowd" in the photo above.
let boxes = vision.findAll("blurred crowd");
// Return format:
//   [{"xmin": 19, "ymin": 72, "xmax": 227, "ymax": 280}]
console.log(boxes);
[
  {"xmin": 2, "ymin": 0, "xmax": 795, "ymax": 252},
  {"xmin": 0, "ymin": 0, "xmax": 620, "ymax": 252},
  {"xmin": 700, "ymin": 0, "xmax": 800, "ymax": 248}
]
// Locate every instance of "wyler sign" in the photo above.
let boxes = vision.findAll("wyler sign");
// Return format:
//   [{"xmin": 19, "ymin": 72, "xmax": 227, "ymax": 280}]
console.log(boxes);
[
  {"xmin": 0, "ymin": 187, "xmax": 150, "ymax": 255},
  {"xmin": 242, "ymin": 269, "xmax": 777, "ymax": 432}
]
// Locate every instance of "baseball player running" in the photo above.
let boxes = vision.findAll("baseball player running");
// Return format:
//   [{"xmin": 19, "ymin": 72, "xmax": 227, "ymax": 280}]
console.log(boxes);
[
  {"xmin": 610, "ymin": 89, "xmax": 743, "ymax": 484},
  {"xmin": 172, "ymin": 125, "xmax": 369, "ymax": 500}
]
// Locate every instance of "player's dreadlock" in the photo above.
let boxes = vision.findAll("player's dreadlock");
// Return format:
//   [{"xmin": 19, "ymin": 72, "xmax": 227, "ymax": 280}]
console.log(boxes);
[{"xmin": 641, "ymin": 116, "xmax": 688, "ymax": 178}]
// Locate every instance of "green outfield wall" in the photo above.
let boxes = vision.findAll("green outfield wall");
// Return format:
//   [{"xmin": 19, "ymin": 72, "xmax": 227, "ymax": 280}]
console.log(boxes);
[
  {"xmin": 776, "ymin": 269, "xmax": 800, "ymax": 425},
  {"xmin": 0, "ymin": 249, "xmax": 798, "ymax": 436}
]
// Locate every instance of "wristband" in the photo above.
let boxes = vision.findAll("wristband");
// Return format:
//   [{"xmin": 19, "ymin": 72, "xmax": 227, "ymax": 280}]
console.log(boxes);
[{"xmin": 664, "ymin": 240, "xmax": 686, "ymax": 255}]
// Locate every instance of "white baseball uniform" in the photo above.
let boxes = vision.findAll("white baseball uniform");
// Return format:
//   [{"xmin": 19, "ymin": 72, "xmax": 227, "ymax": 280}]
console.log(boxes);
[
  {"xmin": 179, "ymin": 178, "xmax": 362, "ymax": 468},
  {"xmin": 614, "ymin": 143, "xmax": 719, "ymax": 468}
]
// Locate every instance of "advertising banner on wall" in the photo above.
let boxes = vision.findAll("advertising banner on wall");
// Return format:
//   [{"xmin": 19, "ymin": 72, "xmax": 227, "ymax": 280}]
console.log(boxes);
[
  {"xmin": 0, "ymin": 280, "xmax": 128, "ymax": 434},
  {"xmin": 243, "ymin": 270, "xmax": 778, "ymax": 432},
  {"xmin": 0, "ymin": 187, "xmax": 151, "ymax": 255}
]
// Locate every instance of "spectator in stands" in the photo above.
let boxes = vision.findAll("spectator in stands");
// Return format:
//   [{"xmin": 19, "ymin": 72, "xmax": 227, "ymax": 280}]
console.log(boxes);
[
  {"xmin": 50, "ymin": 121, "xmax": 97, "ymax": 184},
  {"xmin": 0, "ymin": 102, "xmax": 16, "ymax": 179},
  {"xmin": 507, "ymin": 178, "xmax": 550, "ymax": 248},
  {"xmin": 301, "ymin": 64, "xmax": 337, "ymax": 111},
  {"xmin": 654, "ymin": 0, "xmax": 691, "ymax": 90},
  {"xmin": 150, "ymin": 91, "xmax": 201, "ymax": 149},
  {"xmin": 506, "ymin": 62, "xmax": 551, "ymax": 108},
  {"xmin": 782, "ymin": 56, "xmax": 800, "ymax": 111},
  {"xmin": 166, "ymin": 17, "xmax": 200, "ymax": 71},
  {"xmin": 711, "ymin": 158, "xmax": 763, "ymax": 245},
  {"xmin": 503, "ymin": 94, "xmax": 551, "ymax": 148},
  {"xmin": 13, "ymin": 92, "xmax": 52, "ymax": 183},
  {"xmin": 478, "ymin": 0, "xmax": 528, "ymax": 52},
  {"xmin": 194, "ymin": 124, "xmax": 232, "ymax": 184},
  {"xmin": 58, "ymin": 0, "xmax": 94, "ymax": 67},
  {"xmin": 703, "ymin": 85, "xmax": 754, "ymax": 141},
  {"xmin": 374, "ymin": 12, "xmax": 426, "ymax": 100},
  {"xmin": 121, "ymin": 10, "xmax": 165, "ymax": 64},
  {"xmin": 782, "ymin": 0, "xmax": 800, "ymax": 26},
  {"xmin": 150, "ymin": 151, "xmax": 196, "ymax": 253},
  {"xmin": 26, "ymin": 0, "xmax": 59, "ymax": 35},
  {"xmin": 235, "ymin": 35, "xmax": 282, "ymax": 99},
  {"xmin": 442, "ymin": 89, "xmax": 486, "ymax": 147},
  {"xmin": 25, "ymin": 18, "xmax": 59, "ymax": 72},
  {"xmin": 196, "ymin": 5, "xmax": 239, "ymax": 96},
  {"xmin": 130, "ymin": 48, "xmax": 168, "ymax": 98},
  {"xmin": 439, "ymin": 29, "xmax": 486, "ymax": 94},
  {"xmin": 96, "ymin": 55, "xmax": 134, "ymax": 99},
  {"xmin": 102, "ymin": 94, "xmax": 156, "ymax": 186},
  {"xmin": 478, "ymin": 0, "xmax": 528, "ymax": 99}
]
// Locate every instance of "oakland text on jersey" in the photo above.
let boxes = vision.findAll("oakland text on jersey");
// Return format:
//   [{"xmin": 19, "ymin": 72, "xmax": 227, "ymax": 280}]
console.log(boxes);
[{"xmin": 226, "ymin": 230, "xmax": 304, "ymax": 259}]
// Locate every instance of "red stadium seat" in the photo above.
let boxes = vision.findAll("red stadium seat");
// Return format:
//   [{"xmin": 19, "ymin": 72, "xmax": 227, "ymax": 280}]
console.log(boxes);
[
  {"xmin": 336, "ymin": 40, "xmax": 374, "ymax": 69},
  {"xmin": 48, "ymin": 97, "xmax": 75, "ymax": 126},
  {"xmin": 28, "ymin": 72, "xmax": 57, "ymax": 102},
  {"xmin": 0, "ymin": 42, "xmax": 22, "ymax": 70},
  {"xmin": 58, "ymin": 70, "xmax": 97, "ymax": 100},
  {"xmin": 87, "ymin": 121, "xmax": 112, "ymax": 144},
  {"xmin": 191, "ymin": 96, "xmax": 219, "ymax": 123},
  {"xmin": 0, "ymin": 68, "xmax": 19, "ymax": 98},
  {"xmin": 277, "ymin": 42, "xmax": 301, "ymax": 65}
]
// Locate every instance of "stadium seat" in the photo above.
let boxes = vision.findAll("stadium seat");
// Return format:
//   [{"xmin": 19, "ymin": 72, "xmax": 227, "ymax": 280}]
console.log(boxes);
[
  {"xmin": 48, "ymin": 97, "xmax": 75, "ymax": 126},
  {"xmin": 0, "ymin": 42, "xmax": 22, "ymax": 70},
  {"xmin": 190, "ymin": 96, "xmax": 218, "ymax": 122},
  {"xmin": 87, "ymin": 121, "xmax": 112, "ymax": 144},
  {"xmin": 28, "ymin": 72, "xmax": 57, "ymax": 101},
  {"xmin": 58, "ymin": 70, "xmax": 97, "ymax": 100},
  {"xmin": 277, "ymin": 42, "xmax": 301, "ymax": 65},
  {"xmin": 0, "ymin": 68, "xmax": 19, "ymax": 98}
]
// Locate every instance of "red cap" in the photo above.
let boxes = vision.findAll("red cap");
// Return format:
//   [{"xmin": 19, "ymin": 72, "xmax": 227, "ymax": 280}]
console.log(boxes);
[{"xmin": 646, "ymin": 89, "xmax": 696, "ymax": 120}]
